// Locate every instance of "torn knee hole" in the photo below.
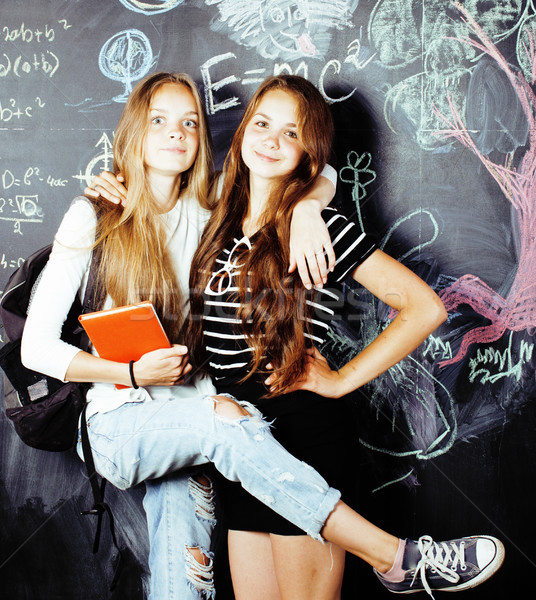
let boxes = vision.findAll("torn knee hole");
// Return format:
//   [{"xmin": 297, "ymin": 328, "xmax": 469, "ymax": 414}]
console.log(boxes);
[
  {"xmin": 185, "ymin": 546, "xmax": 214, "ymax": 591},
  {"xmin": 193, "ymin": 473, "xmax": 211, "ymax": 488},
  {"xmin": 186, "ymin": 546, "xmax": 211, "ymax": 567},
  {"xmin": 212, "ymin": 395, "xmax": 251, "ymax": 418},
  {"xmin": 188, "ymin": 475, "xmax": 215, "ymax": 520}
]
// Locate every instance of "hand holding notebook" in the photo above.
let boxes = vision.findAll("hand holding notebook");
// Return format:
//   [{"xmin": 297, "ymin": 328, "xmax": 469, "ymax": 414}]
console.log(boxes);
[{"xmin": 78, "ymin": 301, "xmax": 171, "ymax": 388}]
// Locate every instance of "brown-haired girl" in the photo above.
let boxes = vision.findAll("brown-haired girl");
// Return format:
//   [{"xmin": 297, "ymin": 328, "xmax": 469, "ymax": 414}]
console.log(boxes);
[{"xmin": 188, "ymin": 75, "xmax": 504, "ymax": 599}]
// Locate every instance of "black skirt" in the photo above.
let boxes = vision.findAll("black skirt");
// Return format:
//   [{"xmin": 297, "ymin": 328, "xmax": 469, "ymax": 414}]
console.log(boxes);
[{"xmin": 218, "ymin": 382, "xmax": 359, "ymax": 536}]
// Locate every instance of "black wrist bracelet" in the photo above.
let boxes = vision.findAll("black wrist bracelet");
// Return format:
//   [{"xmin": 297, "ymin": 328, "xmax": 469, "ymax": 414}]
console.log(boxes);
[{"xmin": 129, "ymin": 360, "xmax": 139, "ymax": 389}]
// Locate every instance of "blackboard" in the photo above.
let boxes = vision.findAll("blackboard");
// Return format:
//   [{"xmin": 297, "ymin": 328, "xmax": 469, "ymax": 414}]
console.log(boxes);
[{"xmin": 1, "ymin": 1, "xmax": 535, "ymax": 598}]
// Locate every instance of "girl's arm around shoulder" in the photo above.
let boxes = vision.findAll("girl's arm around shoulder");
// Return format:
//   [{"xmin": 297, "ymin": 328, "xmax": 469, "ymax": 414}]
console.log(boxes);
[{"xmin": 289, "ymin": 164, "xmax": 338, "ymax": 289}]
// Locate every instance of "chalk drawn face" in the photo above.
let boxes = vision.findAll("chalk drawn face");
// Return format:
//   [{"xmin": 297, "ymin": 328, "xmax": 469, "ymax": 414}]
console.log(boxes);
[
  {"xmin": 241, "ymin": 90, "xmax": 304, "ymax": 183},
  {"xmin": 143, "ymin": 83, "xmax": 200, "ymax": 182},
  {"xmin": 207, "ymin": 0, "xmax": 355, "ymax": 61}
]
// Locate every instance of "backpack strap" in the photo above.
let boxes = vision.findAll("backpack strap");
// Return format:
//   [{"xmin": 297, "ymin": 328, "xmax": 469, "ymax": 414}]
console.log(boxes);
[
  {"xmin": 80, "ymin": 404, "xmax": 122, "ymax": 590},
  {"xmin": 76, "ymin": 201, "xmax": 123, "ymax": 590}
]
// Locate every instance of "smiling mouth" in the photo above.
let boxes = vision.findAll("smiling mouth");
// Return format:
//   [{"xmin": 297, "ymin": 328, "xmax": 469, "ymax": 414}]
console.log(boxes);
[{"xmin": 254, "ymin": 150, "xmax": 279, "ymax": 162}]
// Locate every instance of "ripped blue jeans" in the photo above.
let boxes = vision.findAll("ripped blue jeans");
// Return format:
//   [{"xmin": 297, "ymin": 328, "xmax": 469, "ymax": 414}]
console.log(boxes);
[{"xmin": 77, "ymin": 393, "xmax": 341, "ymax": 599}]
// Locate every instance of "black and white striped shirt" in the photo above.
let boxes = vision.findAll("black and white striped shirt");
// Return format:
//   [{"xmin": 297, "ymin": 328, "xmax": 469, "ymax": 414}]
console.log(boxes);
[{"xmin": 200, "ymin": 207, "xmax": 377, "ymax": 386}]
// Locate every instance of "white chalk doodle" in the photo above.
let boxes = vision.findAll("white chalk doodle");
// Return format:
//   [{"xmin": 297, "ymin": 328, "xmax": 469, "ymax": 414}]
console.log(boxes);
[
  {"xmin": 98, "ymin": 29, "xmax": 154, "ymax": 102},
  {"xmin": 117, "ymin": 0, "xmax": 184, "ymax": 14},
  {"xmin": 72, "ymin": 133, "xmax": 114, "ymax": 188},
  {"xmin": 339, "ymin": 150, "xmax": 377, "ymax": 232},
  {"xmin": 468, "ymin": 331, "xmax": 534, "ymax": 385},
  {"xmin": 369, "ymin": 0, "xmax": 529, "ymax": 150},
  {"xmin": 205, "ymin": 0, "xmax": 357, "ymax": 61}
]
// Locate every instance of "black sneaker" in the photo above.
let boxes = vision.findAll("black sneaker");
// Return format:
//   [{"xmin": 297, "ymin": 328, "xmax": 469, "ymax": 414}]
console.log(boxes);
[{"xmin": 375, "ymin": 535, "xmax": 505, "ymax": 596}]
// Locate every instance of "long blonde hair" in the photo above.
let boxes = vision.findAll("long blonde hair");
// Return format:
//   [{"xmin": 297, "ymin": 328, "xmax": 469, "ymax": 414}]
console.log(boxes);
[
  {"xmin": 96, "ymin": 72, "xmax": 213, "ymax": 340},
  {"xmin": 189, "ymin": 75, "xmax": 334, "ymax": 393}
]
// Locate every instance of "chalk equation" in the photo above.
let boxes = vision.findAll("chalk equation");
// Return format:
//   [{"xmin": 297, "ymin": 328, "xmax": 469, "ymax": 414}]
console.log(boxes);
[
  {"xmin": 0, "ymin": 51, "xmax": 59, "ymax": 78},
  {"xmin": 201, "ymin": 42, "xmax": 372, "ymax": 114},
  {"xmin": 2, "ymin": 23, "xmax": 56, "ymax": 43},
  {"xmin": 0, "ymin": 194, "xmax": 43, "ymax": 235},
  {"xmin": 0, "ymin": 97, "xmax": 46, "ymax": 122},
  {"xmin": 0, "ymin": 252, "xmax": 25, "ymax": 271},
  {"xmin": 2, "ymin": 166, "xmax": 67, "ymax": 190},
  {"xmin": 0, "ymin": 19, "xmax": 72, "ymax": 80}
]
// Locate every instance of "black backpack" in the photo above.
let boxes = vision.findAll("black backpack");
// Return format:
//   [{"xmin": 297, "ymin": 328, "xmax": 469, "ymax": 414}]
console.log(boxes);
[
  {"xmin": 0, "ymin": 243, "xmax": 102, "ymax": 450},
  {"xmin": 0, "ymin": 204, "xmax": 122, "ymax": 589}
]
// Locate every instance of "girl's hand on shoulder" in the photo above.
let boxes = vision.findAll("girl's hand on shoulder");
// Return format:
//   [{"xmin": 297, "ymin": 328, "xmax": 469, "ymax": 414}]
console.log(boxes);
[
  {"xmin": 289, "ymin": 199, "xmax": 335, "ymax": 290},
  {"xmin": 132, "ymin": 345, "xmax": 192, "ymax": 387},
  {"xmin": 84, "ymin": 171, "xmax": 127, "ymax": 207},
  {"xmin": 265, "ymin": 347, "xmax": 349, "ymax": 398}
]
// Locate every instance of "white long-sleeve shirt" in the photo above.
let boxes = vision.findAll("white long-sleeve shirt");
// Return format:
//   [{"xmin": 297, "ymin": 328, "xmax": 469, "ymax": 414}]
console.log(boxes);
[
  {"xmin": 21, "ymin": 194, "xmax": 216, "ymax": 418},
  {"xmin": 21, "ymin": 165, "xmax": 337, "ymax": 417}
]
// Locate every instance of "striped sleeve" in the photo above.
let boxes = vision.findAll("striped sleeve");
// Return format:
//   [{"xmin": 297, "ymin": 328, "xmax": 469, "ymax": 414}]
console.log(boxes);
[{"xmin": 322, "ymin": 207, "xmax": 377, "ymax": 282}]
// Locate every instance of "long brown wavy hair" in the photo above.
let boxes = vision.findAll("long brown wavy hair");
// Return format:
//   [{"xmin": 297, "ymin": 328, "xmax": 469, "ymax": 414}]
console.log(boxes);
[
  {"xmin": 188, "ymin": 75, "xmax": 334, "ymax": 394},
  {"xmin": 94, "ymin": 72, "xmax": 213, "ymax": 341}
]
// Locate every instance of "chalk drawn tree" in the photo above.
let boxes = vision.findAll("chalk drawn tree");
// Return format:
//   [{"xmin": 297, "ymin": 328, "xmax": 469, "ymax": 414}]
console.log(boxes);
[{"xmin": 436, "ymin": 3, "xmax": 536, "ymax": 367}]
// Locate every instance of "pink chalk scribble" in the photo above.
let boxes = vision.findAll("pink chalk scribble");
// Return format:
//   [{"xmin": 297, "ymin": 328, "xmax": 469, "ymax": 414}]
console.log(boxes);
[
  {"xmin": 297, "ymin": 32, "xmax": 316, "ymax": 55},
  {"xmin": 437, "ymin": 4, "xmax": 536, "ymax": 368}
]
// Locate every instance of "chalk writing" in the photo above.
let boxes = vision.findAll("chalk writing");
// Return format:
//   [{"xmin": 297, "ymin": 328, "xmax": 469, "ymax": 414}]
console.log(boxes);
[
  {"xmin": 0, "ymin": 97, "xmax": 46, "ymax": 122},
  {"xmin": 200, "ymin": 51, "xmax": 362, "ymax": 114},
  {"xmin": 0, "ymin": 194, "xmax": 43, "ymax": 235},
  {"xmin": 0, "ymin": 51, "xmax": 59, "ymax": 78},
  {"xmin": 2, "ymin": 23, "xmax": 55, "ymax": 43},
  {"xmin": 0, "ymin": 253, "xmax": 25, "ymax": 270},
  {"xmin": 2, "ymin": 166, "xmax": 68, "ymax": 190}
]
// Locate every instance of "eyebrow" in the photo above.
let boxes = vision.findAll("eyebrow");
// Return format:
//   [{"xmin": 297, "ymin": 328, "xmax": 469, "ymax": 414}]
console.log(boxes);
[
  {"xmin": 255, "ymin": 112, "xmax": 297, "ymax": 128},
  {"xmin": 150, "ymin": 107, "xmax": 199, "ymax": 116}
]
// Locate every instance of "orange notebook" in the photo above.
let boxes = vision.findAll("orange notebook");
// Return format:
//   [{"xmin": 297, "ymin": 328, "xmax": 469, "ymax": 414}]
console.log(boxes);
[{"xmin": 78, "ymin": 301, "xmax": 171, "ymax": 388}]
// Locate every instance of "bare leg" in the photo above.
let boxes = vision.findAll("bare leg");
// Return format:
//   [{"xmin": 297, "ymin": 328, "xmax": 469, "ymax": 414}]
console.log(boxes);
[
  {"xmin": 321, "ymin": 500, "xmax": 399, "ymax": 573},
  {"xmin": 271, "ymin": 534, "xmax": 345, "ymax": 600},
  {"xmin": 228, "ymin": 530, "xmax": 281, "ymax": 600}
]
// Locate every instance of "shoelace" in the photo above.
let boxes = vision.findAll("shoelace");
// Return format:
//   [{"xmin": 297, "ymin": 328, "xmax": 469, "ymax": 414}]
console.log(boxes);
[{"xmin": 412, "ymin": 535, "xmax": 466, "ymax": 597}]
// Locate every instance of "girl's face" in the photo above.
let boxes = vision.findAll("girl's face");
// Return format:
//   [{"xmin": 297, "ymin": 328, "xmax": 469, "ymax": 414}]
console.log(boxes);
[
  {"xmin": 241, "ymin": 89, "xmax": 305, "ymax": 183},
  {"xmin": 143, "ymin": 83, "xmax": 200, "ymax": 181}
]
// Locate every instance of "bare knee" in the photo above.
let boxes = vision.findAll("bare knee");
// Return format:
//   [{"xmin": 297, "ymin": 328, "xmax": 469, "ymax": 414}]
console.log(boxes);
[
  {"xmin": 185, "ymin": 546, "xmax": 214, "ymax": 593},
  {"xmin": 212, "ymin": 395, "xmax": 251, "ymax": 419}
]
